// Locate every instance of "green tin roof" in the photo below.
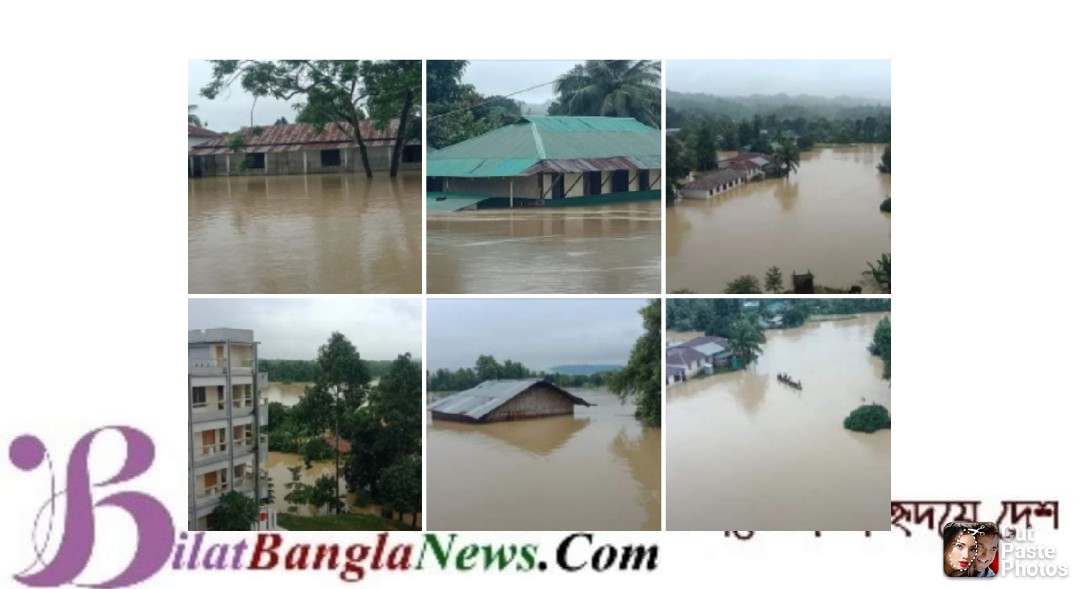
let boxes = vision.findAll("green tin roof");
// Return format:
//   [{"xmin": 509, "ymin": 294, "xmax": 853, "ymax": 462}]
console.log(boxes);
[{"xmin": 427, "ymin": 116, "xmax": 660, "ymax": 178}]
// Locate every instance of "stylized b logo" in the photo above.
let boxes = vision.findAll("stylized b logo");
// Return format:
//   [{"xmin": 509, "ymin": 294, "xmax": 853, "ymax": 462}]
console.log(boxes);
[{"xmin": 10, "ymin": 427, "xmax": 174, "ymax": 587}]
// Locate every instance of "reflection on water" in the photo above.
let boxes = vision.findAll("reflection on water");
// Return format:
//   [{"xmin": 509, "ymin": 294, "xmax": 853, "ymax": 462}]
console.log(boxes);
[
  {"xmin": 667, "ymin": 145, "xmax": 891, "ymax": 292},
  {"xmin": 263, "ymin": 382, "xmax": 310, "ymax": 407},
  {"xmin": 427, "ymin": 202, "xmax": 661, "ymax": 294},
  {"xmin": 667, "ymin": 313, "xmax": 891, "ymax": 531},
  {"xmin": 426, "ymin": 388, "xmax": 660, "ymax": 530},
  {"xmin": 189, "ymin": 173, "xmax": 421, "ymax": 293}
]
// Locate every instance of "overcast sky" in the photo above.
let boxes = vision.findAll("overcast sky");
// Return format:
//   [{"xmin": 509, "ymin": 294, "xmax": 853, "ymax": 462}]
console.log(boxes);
[
  {"xmin": 460, "ymin": 60, "xmax": 585, "ymax": 104},
  {"xmin": 188, "ymin": 298, "xmax": 420, "ymax": 360},
  {"xmin": 427, "ymin": 299, "xmax": 648, "ymax": 371},
  {"xmin": 666, "ymin": 60, "xmax": 890, "ymax": 101},
  {"xmin": 188, "ymin": 60, "xmax": 302, "ymax": 133}
]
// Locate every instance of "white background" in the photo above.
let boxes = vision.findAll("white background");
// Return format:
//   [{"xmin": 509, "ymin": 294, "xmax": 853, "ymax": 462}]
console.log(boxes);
[{"xmin": 1, "ymin": 0, "xmax": 1077, "ymax": 587}]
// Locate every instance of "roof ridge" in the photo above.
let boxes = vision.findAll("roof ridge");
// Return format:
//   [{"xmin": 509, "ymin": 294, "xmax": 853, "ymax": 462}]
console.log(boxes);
[{"xmin": 528, "ymin": 119, "xmax": 547, "ymax": 160}]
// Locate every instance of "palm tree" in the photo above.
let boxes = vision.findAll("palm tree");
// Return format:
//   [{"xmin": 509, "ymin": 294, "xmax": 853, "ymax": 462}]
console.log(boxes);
[
  {"xmin": 188, "ymin": 104, "xmax": 202, "ymax": 127},
  {"xmin": 729, "ymin": 315, "xmax": 767, "ymax": 368},
  {"xmin": 772, "ymin": 136, "xmax": 800, "ymax": 176},
  {"xmin": 552, "ymin": 60, "xmax": 660, "ymax": 127}
]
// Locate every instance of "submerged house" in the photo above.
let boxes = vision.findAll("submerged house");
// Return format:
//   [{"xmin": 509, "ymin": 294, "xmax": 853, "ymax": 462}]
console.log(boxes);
[
  {"xmin": 428, "ymin": 379, "xmax": 593, "ymax": 423},
  {"xmin": 680, "ymin": 152, "xmax": 773, "ymax": 200},
  {"xmin": 666, "ymin": 336, "xmax": 734, "ymax": 386},
  {"xmin": 427, "ymin": 116, "xmax": 661, "ymax": 211},
  {"xmin": 188, "ymin": 120, "xmax": 421, "ymax": 177}
]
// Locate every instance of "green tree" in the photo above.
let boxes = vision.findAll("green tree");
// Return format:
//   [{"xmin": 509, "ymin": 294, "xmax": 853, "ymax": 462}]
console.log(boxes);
[
  {"xmin": 188, "ymin": 104, "xmax": 202, "ymax": 127},
  {"xmin": 609, "ymin": 300, "xmax": 661, "ymax": 427},
  {"xmin": 201, "ymin": 60, "xmax": 380, "ymax": 177},
  {"xmin": 764, "ymin": 266, "xmax": 784, "ymax": 294},
  {"xmin": 725, "ymin": 275, "xmax": 763, "ymax": 294},
  {"xmin": 210, "ymin": 491, "xmax": 258, "ymax": 531},
  {"xmin": 550, "ymin": 60, "xmax": 660, "ymax": 127},
  {"xmin": 474, "ymin": 354, "xmax": 500, "ymax": 382},
  {"xmin": 666, "ymin": 137, "xmax": 692, "ymax": 201},
  {"xmin": 693, "ymin": 122, "xmax": 718, "ymax": 171},
  {"xmin": 864, "ymin": 253, "xmax": 891, "ymax": 294},
  {"xmin": 377, "ymin": 454, "xmax": 421, "ymax": 527},
  {"xmin": 313, "ymin": 332, "xmax": 369, "ymax": 514},
  {"xmin": 878, "ymin": 144, "xmax": 891, "ymax": 173},
  {"xmin": 361, "ymin": 60, "xmax": 421, "ymax": 177},
  {"xmin": 273, "ymin": 116, "xmax": 288, "ymax": 125},
  {"xmin": 729, "ymin": 315, "xmax": 767, "ymax": 367},
  {"xmin": 283, "ymin": 465, "xmax": 308, "ymax": 515},
  {"xmin": 843, "ymin": 404, "xmax": 891, "ymax": 433},
  {"xmin": 772, "ymin": 136, "xmax": 801, "ymax": 176},
  {"xmin": 869, "ymin": 316, "xmax": 892, "ymax": 380},
  {"xmin": 309, "ymin": 474, "xmax": 345, "ymax": 515}
]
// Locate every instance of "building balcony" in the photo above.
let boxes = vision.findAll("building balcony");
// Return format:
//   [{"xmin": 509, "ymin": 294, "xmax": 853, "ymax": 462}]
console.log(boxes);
[
  {"xmin": 192, "ymin": 442, "xmax": 229, "ymax": 467},
  {"xmin": 233, "ymin": 436, "xmax": 255, "ymax": 458},
  {"xmin": 194, "ymin": 482, "xmax": 229, "ymax": 508},
  {"xmin": 191, "ymin": 400, "xmax": 228, "ymax": 423}
]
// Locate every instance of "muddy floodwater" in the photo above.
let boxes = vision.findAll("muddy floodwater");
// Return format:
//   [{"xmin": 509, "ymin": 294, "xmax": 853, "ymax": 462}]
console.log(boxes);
[
  {"xmin": 262, "ymin": 382, "xmax": 311, "ymax": 407},
  {"xmin": 427, "ymin": 202, "xmax": 661, "ymax": 294},
  {"xmin": 189, "ymin": 173, "xmax": 421, "ymax": 294},
  {"xmin": 668, "ymin": 145, "xmax": 890, "ymax": 292},
  {"xmin": 426, "ymin": 388, "xmax": 660, "ymax": 530},
  {"xmin": 667, "ymin": 313, "xmax": 891, "ymax": 531}
]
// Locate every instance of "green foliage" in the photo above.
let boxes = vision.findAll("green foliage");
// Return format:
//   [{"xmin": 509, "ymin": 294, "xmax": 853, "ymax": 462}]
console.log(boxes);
[
  {"xmin": 283, "ymin": 465, "xmax": 309, "ymax": 515},
  {"xmin": 377, "ymin": 454, "xmax": 421, "ymax": 525},
  {"xmin": 550, "ymin": 60, "xmax": 660, "ymax": 128},
  {"xmin": 878, "ymin": 144, "xmax": 891, "ymax": 173},
  {"xmin": 666, "ymin": 137, "xmax": 692, "ymax": 201},
  {"xmin": 361, "ymin": 60, "xmax": 421, "ymax": 176},
  {"xmin": 427, "ymin": 356, "xmax": 613, "ymax": 392},
  {"xmin": 729, "ymin": 315, "xmax": 767, "ymax": 367},
  {"xmin": 765, "ymin": 266, "xmax": 784, "ymax": 294},
  {"xmin": 864, "ymin": 253, "xmax": 891, "ymax": 294},
  {"xmin": 772, "ymin": 136, "xmax": 801, "ymax": 176},
  {"xmin": 188, "ymin": 104, "xmax": 202, "ymax": 127},
  {"xmin": 609, "ymin": 300, "xmax": 661, "ymax": 427},
  {"xmin": 869, "ymin": 316, "xmax": 892, "ymax": 380},
  {"xmin": 277, "ymin": 513, "xmax": 415, "ymax": 531},
  {"xmin": 783, "ymin": 306, "xmax": 807, "ymax": 328},
  {"xmin": 843, "ymin": 404, "xmax": 891, "ymax": 433},
  {"xmin": 309, "ymin": 474, "xmax": 345, "ymax": 515},
  {"xmin": 316, "ymin": 331, "xmax": 371, "ymax": 414},
  {"xmin": 225, "ymin": 134, "xmax": 245, "ymax": 153},
  {"xmin": 210, "ymin": 491, "xmax": 259, "ymax": 531},
  {"xmin": 725, "ymin": 275, "xmax": 764, "ymax": 294},
  {"xmin": 880, "ymin": 197, "xmax": 891, "ymax": 212},
  {"xmin": 427, "ymin": 60, "xmax": 522, "ymax": 150}
]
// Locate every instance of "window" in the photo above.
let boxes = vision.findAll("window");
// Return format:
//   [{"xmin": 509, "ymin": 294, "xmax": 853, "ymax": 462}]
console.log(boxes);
[
  {"xmin": 612, "ymin": 170, "xmax": 630, "ymax": 193},
  {"xmin": 584, "ymin": 171, "xmax": 602, "ymax": 195},
  {"xmin": 245, "ymin": 153, "xmax": 265, "ymax": 169},
  {"xmin": 551, "ymin": 174, "xmax": 565, "ymax": 199},
  {"xmin": 402, "ymin": 145, "xmax": 422, "ymax": 163},
  {"xmin": 192, "ymin": 386, "xmax": 207, "ymax": 407},
  {"xmin": 320, "ymin": 149, "xmax": 341, "ymax": 167},
  {"xmin": 429, "ymin": 177, "xmax": 444, "ymax": 191},
  {"xmin": 638, "ymin": 170, "xmax": 651, "ymax": 191}
]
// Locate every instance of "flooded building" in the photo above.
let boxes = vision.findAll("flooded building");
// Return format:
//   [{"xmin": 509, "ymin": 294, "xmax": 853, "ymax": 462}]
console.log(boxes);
[
  {"xmin": 666, "ymin": 336, "xmax": 733, "ymax": 385},
  {"xmin": 188, "ymin": 120, "xmax": 421, "ymax": 177},
  {"xmin": 188, "ymin": 328, "xmax": 273, "ymax": 530},
  {"xmin": 680, "ymin": 153, "xmax": 773, "ymax": 199},
  {"xmin": 427, "ymin": 116, "xmax": 661, "ymax": 211},
  {"xmin": 188, "ymin": 124, "xmax": 221, "ymax": 148},
  {"xmin": 428, "ymin": 379, "xmax": 593, "ymax": 423}
]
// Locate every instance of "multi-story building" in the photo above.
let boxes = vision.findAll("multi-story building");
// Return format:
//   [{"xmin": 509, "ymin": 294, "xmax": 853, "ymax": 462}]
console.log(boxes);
[{"xmin": 188, "ymin": 328, "xmax": 271, "ymax": 530}]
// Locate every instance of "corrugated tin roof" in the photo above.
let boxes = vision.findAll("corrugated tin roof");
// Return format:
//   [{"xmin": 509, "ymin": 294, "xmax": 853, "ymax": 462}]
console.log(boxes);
[
  {"xmin": 681, "ymin": 336, "xmax": 730, "ymax": 349},
  {"xmin": 190, "ymin": 120, "xmax": 409, "ymax": 155},
  {"xmin": 427, "ymin": 379, "xmax": 591, "ymax": 421},
  {"xmin": 683, "ymin": 169, "xmax": 749, "ymax": 191},
  {"xmin": 691, "ymin": 342, "xmax": 727, "ymax": 357},
  {"xmin": 522, "ymin": 155, "xmax": 661, "ymax": 174},
  {"xmin": 188, "ymin": 125, "xmax": 221, "ymax": 138},
  {"xmin": 427, "ymin": 116, "xmax": 660, "ymax": 178}
]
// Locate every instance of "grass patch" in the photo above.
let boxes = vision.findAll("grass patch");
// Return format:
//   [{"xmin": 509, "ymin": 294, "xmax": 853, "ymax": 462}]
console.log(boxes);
[{"xmin": 278, "ymin": 513, "xmax": 417, "ymax": 531}]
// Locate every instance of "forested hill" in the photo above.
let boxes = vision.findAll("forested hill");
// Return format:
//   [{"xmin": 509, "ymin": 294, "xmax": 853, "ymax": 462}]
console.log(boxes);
[{"xmin": 667, "ymin": 91, "xmax": 890, "ymax": 122}]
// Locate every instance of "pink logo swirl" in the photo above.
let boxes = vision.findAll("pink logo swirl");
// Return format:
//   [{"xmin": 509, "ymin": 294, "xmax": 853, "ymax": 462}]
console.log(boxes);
[{"xmin": 10, "ymin": 427, "xmax": 175, "ymax": 588}]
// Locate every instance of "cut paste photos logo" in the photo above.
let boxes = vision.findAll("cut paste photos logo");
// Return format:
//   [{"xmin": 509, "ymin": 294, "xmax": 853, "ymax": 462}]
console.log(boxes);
[{"xmin": 942, "ymin": 522, "xmax": 1000, "ymax": 578}]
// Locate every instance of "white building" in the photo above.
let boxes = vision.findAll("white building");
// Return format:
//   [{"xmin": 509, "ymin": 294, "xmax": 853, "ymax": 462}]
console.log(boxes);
[{"xmin": 188, "ymin": 328, "xmax": 273, "ymax": 530}]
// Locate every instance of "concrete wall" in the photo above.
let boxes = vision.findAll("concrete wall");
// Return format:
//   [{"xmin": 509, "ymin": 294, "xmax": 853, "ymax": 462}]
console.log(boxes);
[{"xmin": 484, "ymin": 384, "xmax": 575, "ymax": 422}]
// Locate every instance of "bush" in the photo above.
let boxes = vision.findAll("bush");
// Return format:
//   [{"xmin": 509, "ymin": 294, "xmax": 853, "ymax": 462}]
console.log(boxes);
[
  {"xmin": 844, "ymin": 404, "xmax": 891, "ymax": 433},
  {"xmin": 880, "ymin": 197, "xmax": 891, "ymax": 212}
]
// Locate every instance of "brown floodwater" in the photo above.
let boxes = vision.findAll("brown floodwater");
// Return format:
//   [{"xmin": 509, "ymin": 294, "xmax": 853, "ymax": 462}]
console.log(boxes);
[
  {"xmin": 189, "ymin": 173, "xmax": 421, "ymax": 293},
  {"xmin": 666, "ymin": 313, "xmax": 891, "ymax": 531},
  {"xmin": 426, "ymin": 388, "xmax": 661, "ymax": 530},
  {"xmin": 427, "ymin": 202, "xmax": 661, "ymax": 294},
  {"xmin": 667, "ymin": 145, "xmax": 891, "ymax": 293}
]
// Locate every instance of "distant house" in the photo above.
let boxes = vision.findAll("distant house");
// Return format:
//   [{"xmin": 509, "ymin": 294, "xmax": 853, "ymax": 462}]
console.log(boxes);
[
  {"xmin": 666, "ymin": 347, "xmax": 707, "ymax": 385},
  {"xmin": 679, "ymin": 152, "xmax": 773, "ymax": 200},
  {"xmin": 678, "ymin": 336, "xmax": 733, "ymax": 367},
  {"xmin": 743, "ymin": 301, "xmax": 760, "ymax": 311},
  {"xmin": 427, "ymin": 379, "xmax": 592, "ymax": 423},
  {"xmin": 188, "ymin": 120, "xmax": 420, "ymax": 178},
  {"xmin": 189, "ymin": 124, "xmax": 221, "ymax": 149},
  {"xmin": 427, "ymin": 116, "xmax": 660, "ymax": 211}
]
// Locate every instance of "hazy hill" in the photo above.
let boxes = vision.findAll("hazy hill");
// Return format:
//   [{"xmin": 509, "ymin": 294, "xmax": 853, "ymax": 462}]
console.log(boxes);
[
  {"xmin": 666, "ymin": 91, "xmax": 890, "ymax": 121},
  {"xmin": 548, "ymin": 364, "xmax": 623, "ymax": 375}
]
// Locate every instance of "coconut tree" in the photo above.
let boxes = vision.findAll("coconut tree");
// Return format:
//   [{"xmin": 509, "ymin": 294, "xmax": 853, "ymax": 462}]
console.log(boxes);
[
  {"xmin": 551, "ymin": 60, "xmax": 661, "ymax": 128},
  {"xmin": 772, "ymin": 136, "xmax": 800, "ymax": 177},
  {"xmin": 188, "ymin": 104, "xmax": 202, "ymax": 127},
  {"xmin": 863, "ymin": 253, "xmax": 891, "ymax": 294},
  {"xmin": 729, "ymin": 315, "xmax": 767, "ymax": 368}
]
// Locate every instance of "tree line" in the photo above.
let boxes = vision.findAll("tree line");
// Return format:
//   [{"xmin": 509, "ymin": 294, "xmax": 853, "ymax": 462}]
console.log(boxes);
[
  {"xmin": 198, "ymin": 60, "xmax": 421, "ymax": 177},
  {"xmin": 667, "ymin": 298, "xmax": 890, "ymax": 334},
  {"xmin": 261, "ymin": 358, "xmax": 397, "ymax": 384},
  {"xmin": 427, "ymin": 60, "xmax": 660, "ymax": 150},
  {"xmin": 426, "ymin": 354, "xmax": 614, "ymax": 393}
]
